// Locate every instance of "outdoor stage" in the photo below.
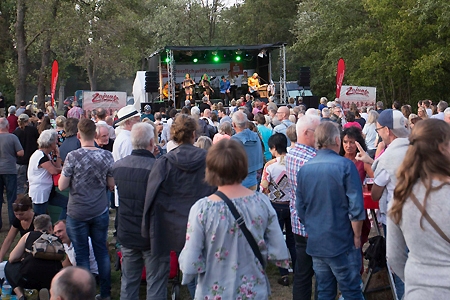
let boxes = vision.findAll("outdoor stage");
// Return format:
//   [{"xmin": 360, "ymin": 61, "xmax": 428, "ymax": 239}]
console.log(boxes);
[{"xmin": 139, "ymin": 43, "xmax": 288, "ymax": 108}]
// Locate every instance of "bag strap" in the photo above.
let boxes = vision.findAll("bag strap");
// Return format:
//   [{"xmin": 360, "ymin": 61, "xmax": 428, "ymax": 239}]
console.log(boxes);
[
  {"xmin": 214, "ymin": 191, "xmax": 265, "ymax": 268},
  {"xmin": 410, "ymin": 193, "xmax": 450, "ymax": 243}
]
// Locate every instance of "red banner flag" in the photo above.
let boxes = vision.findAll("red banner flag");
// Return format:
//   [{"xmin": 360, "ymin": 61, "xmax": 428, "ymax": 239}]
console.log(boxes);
[
  {"xmin": 51, "ymin": 60, "xmax": 59, "ymax": 107},
  {"xmin": 336, "ymin": 58, "xmax": 345, "ymax": 99}
]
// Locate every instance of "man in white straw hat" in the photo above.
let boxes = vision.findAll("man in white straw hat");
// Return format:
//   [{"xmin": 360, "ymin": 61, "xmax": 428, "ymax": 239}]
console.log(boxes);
[
  {"xmin": 112, "ymin": 105, "xmax": 141, "ymax": 161},
  {"xmin": 112, "ymin": 105, "xmax": 141, "ymax": 207}
]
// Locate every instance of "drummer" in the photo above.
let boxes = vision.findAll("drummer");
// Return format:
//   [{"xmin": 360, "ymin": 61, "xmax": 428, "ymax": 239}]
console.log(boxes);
[{"xmin": 182, "ymin": 73, "xmax": 195, "ymax": 104}]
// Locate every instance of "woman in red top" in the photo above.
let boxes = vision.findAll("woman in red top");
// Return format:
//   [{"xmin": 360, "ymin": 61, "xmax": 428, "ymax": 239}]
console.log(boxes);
[{"xmin": 339, "ymin": 126, "xmax": 373, "ymax": 274}]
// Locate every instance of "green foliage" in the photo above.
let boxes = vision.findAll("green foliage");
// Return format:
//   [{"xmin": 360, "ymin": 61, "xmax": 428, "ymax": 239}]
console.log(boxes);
[
  {"xmin": 1, "ymin": 0, "xmax": 449, "ymax": 105},
  {"xmin": 289, "ymin": 0, "xmax": 450, "ymax": 105}
]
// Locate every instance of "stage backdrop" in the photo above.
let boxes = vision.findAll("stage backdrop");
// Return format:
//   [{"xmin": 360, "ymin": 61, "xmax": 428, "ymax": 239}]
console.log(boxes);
[
  {"xmin": 161, "ymin": 63, "xmax": 244, "ymax": 83},
  {"xmin": 339, "ymin": 85, "xmax": 376, "ymax": 110}
]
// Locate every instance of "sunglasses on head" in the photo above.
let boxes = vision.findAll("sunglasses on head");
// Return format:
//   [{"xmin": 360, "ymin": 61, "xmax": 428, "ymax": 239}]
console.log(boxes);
[{"xmin": 13, "ymin": 203, "xmax": 31, "ymax": 211}]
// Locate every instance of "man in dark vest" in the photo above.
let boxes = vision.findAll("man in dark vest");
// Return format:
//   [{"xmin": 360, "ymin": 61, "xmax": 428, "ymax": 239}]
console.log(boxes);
[{"xmin": 112, "ymin": 122, "xmax": 159, "ymax": 299}]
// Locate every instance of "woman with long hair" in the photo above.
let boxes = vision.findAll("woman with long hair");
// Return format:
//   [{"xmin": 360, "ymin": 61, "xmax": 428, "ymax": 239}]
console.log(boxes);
[
  {"xmin": 388, "ymin": 119, "xmax": 450, "ymax": 299},
  {"xmin": 362, "ymin": 110, "xmax": 379, "ymax": 158},
  {"xmin": 417, "ymin": 106, "xmax": 428, "ymax": 119},
  {"xmin": 37, "ymin": 116, "xmax": 52, "ymax": 134},
  {"xmin": 179, "ymin": 139, "xmax": 289, "ymax": 299},
  {"xmin": 340, "ymin": 127, "xmax": 373, "ymax": 274}
]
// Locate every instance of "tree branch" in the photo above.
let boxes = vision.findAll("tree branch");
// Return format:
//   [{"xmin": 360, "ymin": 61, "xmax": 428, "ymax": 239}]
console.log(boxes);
[{"xmin": 25, "ymin": 30, "xmax": 45, "ymax": 51}]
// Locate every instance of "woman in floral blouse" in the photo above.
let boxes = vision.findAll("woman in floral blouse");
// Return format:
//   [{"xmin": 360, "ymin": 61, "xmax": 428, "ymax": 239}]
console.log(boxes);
[{"xmin": 179, "ymin": 139, "xmax": 290, "ymax": 299}]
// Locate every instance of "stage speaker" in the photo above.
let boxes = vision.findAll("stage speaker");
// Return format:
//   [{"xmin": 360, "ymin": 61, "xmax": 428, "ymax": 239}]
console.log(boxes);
[
  {"xmin": 145, "ymin": 71, "xmax": 159, "ymax": 93},
  {"xmin": 298, "ymin": 67, "xmax": 311, "ymax": 88},
  {"xmin": 141, "ymin": 101, "xmax": 167, "ymax": 114}
]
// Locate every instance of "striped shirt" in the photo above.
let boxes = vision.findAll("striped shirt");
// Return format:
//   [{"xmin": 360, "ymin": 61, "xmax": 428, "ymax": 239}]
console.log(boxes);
[{"xmin": 285, "ymin": 143, "xmax": 316, "ymax": 236}]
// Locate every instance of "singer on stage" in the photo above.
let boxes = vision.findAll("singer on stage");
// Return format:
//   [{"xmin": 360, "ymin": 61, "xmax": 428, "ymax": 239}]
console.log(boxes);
[{"xmin": 182, "ymin": 73, "xmax": 195, "ymax": 103}]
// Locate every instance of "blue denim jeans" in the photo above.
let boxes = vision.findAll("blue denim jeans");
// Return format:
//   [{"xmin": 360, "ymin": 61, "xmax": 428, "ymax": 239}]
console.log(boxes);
[
  {"xmin": 312, "ymin": 247, "xmax": 363, "ymax": 300},
  {"xmin": 32, "ymin": 190, "xmax": 68, "ymax": 220},
  {"xmin": 272, "ymin": 202, "xmax": 296, "ymax": 277},
  {"xmin": 66, "ymin": 210, "xmax": 111, "ymax": 299},
  {"xmin": 120, "ymin": 246, "xmax": 170, "ymax": 300},
  {"xmin": 0, "ymin": 174, "xmax": 17, "ymax": 228}
]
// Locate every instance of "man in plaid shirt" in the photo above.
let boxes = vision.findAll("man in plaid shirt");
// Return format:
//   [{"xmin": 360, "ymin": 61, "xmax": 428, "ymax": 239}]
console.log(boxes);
[{"xmin": 285, "ymin": 114, "xmax": 321, "ymax": 300}]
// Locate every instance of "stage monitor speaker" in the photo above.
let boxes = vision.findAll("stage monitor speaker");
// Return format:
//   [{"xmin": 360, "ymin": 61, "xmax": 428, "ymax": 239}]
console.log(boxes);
[
  {"xmin": 141, "ymin": 101, "xmax": 166, "ymax": 114},
  {"xmin": 298, "ymin": 67, "xmax": 311, "ymax": 87},
  {"xmin": 145, "ymin": 71, "xmax": 159, "ymax": 93},
  {"xmin": 298, "ymin": 96, "xmax": 319, "ymax": 109}
]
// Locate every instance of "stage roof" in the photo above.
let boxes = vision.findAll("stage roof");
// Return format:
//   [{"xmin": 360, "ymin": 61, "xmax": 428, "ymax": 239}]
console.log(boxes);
[{"xmin": 163, "ymin": 43, "xmax": 287, "ymax": 52}]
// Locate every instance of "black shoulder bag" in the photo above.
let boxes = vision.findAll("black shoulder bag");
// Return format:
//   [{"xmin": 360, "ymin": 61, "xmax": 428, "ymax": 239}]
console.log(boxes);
[{"xmin": 214, "ymin": 191, "xmax": 265, "ymax": 268}]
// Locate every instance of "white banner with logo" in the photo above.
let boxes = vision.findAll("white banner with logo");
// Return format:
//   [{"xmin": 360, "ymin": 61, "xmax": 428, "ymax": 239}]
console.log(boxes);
[
  {"xmin": 339, "ymin": 85, "xmax": 376, "ymax": 110},
  {"xmin": 82, "ymin": 91, "xmax": 127, "ymax": 116}
]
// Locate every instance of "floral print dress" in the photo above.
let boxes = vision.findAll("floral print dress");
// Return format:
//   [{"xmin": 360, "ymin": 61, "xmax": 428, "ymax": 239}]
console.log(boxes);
[{"xmin": 179, "ymin": 192, "xmax": 290, "ymax": 300}]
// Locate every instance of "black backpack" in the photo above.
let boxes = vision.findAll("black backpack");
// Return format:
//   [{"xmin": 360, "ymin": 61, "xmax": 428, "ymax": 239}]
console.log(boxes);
[
  {"xmin": 200, "ymin": 118, "xmax": 217, "ymax": 139},
  {"xmin": 364, "ymin": 235, "xmax": 386, "ymax": 273}
]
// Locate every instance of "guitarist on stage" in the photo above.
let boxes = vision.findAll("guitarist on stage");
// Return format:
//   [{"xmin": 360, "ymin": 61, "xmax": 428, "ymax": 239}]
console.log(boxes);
[
  {"xmin": 248, "ymin": 72, "xmax": 260, "ymax": 98},
  {"xmin": 182, "ymin": 73, "xmax": 195, "ymax": 104}
]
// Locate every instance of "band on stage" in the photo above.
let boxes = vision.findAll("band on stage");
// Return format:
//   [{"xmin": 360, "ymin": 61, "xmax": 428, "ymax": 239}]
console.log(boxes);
[{"xmin": 159, "ymin": 71, "xmax": 275, "ymax": 105}]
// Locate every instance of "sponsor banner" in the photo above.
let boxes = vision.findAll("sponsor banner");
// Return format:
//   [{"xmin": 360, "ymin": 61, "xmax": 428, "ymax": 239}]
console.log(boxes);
[
  {"xmin": 339, "ymin": 85, "xmax": 376, "ymax": 110},
  {"xmin": 51, "ymin": 60, "xmax": 58, "ymax": 107},
  {"xmin": 82, "ymin": 91, "xmax": 127, "ymax": 116},
  {"xmin": 336, "ymin": 58, "xmax": 345, "ymax": 98}
]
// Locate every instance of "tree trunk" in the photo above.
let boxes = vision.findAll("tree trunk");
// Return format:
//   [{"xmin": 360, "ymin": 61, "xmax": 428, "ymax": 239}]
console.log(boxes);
[
  {"xmin": 36, "ymin": 0, "xmax": 59, "ymax": 111},
  {"xmin": 15, "ymin": 0, "xmax": 27, "ymax": 106},
  {"xmin": 87, "ymin": 60, "xmax": 97, "ymax": 91},
  {"xmin": 37, "ymin": 36, "xmax": 51, "ymax": 111},
  {"xmin": 58, "ymin": 79, "xmax": 65, "ymax": 112}
]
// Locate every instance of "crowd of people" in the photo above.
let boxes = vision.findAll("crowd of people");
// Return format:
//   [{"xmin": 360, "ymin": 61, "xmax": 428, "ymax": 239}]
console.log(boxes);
[{"xmin": 0, "ymin": 94, "xmax": 449, "ymax": 300}]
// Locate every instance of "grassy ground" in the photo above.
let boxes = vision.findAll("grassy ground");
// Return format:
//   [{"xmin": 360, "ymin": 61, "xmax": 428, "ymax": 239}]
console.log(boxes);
[
  {"xmin": 107, "ymin": 209, "xmax": 294, "ymax": 300},
  {"xmin": 1, "ymin": 201, "xmax": 386, "ymax": 299},
  {"xmin": 0, "ymin": 203, "xmax": 293, "ymax": 299}
]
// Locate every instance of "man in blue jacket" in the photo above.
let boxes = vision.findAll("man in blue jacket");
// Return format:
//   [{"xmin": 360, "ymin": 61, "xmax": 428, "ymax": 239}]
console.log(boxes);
[
  {"xmin": 231, "ymin": 111, "xmax": 263, "ymax": 190},
  {"xmin": 296, "ymin": 121, "xmax": 365, "ymax": 300}
]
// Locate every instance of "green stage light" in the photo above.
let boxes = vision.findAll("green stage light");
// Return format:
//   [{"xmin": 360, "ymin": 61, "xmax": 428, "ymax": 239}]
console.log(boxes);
[
  {"xmin": 236, "ymin": 55, "xmax": 241, "ymax": 61},
  {"xmin": 213, "ymin": 56, "xmax": 220, "ymax": 62},
  {"xmin": 165, "ymin": 57, "xmax": 170, "ymax": 63},
  {"xmin": 193, "ymin": 58, "xmax": 198, "ymax": 63}
]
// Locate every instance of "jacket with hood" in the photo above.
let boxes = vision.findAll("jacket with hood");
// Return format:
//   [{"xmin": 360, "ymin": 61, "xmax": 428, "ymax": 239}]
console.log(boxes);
[{"xmin": 141, "ymin": 143, "xmax": 216, "ymax": 256}]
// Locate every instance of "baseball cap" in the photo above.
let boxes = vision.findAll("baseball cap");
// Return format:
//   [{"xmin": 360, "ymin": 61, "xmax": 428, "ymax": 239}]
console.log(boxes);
[
  {"xmin": 18, "ymin": 114, "xmax": 29, "ymax": 121},
  {"xmin": 144, "ymin": 104, "xmax": 151, "ymax": 112},
  {"xmin": 378, "ymin": 109, "xmax": 409, "ymax": 138}
]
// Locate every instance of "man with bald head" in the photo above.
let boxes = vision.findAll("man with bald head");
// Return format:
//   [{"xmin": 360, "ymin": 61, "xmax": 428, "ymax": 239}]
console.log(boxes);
[
  {"xmin": 50, "ymin": 266, "xmax": 96, "ymax": 300},
  {"xmin": 273, "ymin": 106, "xmax": 294, "ymax": 146}
]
